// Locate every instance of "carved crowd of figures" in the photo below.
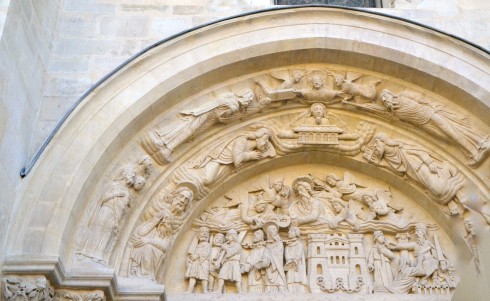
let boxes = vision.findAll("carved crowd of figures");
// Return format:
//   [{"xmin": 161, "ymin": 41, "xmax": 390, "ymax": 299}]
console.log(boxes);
[{"xmin": 183, "ymin": 221, "xmax": 455, "ymax": 295}]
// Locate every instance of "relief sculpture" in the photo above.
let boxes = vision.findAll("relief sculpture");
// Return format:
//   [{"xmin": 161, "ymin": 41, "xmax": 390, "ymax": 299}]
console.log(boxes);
[
  {"xmin": 184, "ymin": 172, "xmax": 456, "ymax": 295},
  {"xmin": 347, "ymin": 89, "xmax": 490, "ymax": 165},
  {"xmin": 78, "ymin": 156, "xmax": 153, "ymax": 265},
  {"xmin": 364, "ymin": 133, "xmax": 490, "ymax": 224}
]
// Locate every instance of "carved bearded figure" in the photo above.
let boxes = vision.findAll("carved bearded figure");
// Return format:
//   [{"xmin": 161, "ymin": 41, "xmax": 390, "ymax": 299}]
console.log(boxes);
[
  {"xmin": 186, "ymin": 227, "xmax": 212, "ymax": 293},
  {"xmin": 367, "ymin": 134, "xmax": 467, "ymax": 216},
  {"xmin": 208, "ymin": 233, "xmax": 225, "ymax": 291},
  {"xmin": 129, "ymin": 211, "xmax": 172, "ymax": 280},
  {"xmin": 284, "ymin": 227, "xmax": 308, "ymax": 293},
  {"xmin": 380, "ymin": 89, "xmax": 489, "ymax": 164},
  {"xmin": 289, "ymin": 181, "xmax": 322, "ymax": 227},
  {"xmin": 264, "ymin": 223, "xmax": 288, "ymax": 293},
  {"xmin": 241, "ymin": 230, "xmax": 271, "ymax": 293},
  {"xmin": 79, "ymin": 167, "xmax": 136, "ymax": 263}
]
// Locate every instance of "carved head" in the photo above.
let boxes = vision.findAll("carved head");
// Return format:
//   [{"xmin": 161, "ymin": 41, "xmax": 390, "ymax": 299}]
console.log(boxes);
[
  {"xmin": 254, "ymin": 201, "xmax": 267, "ymax": 213},
  {"xmin": 373, "ymin": 230, "xmax": 385, "ymax": 243},
  {"xmin": 326, "ymin": 174, "xmax": 339, "ymax": 186},
  {"xmin": 272, "ymin": 177, "xmax": 284, "ymax": 192},
  {"xmin": 118, "ymin": 167, "xmax": 136, "ymax": 186},
  {"xmin": 464, "ymin": 218, "xmax": 475, "ymax": 235},
  {"xmin": 198, "ymin": 227, "xmax": 210, "ymax": 242},
  {"xmin": 226, "ymin": 229, "xmax": 238, "ymax": 243},
  {"xmin": 253, "ymin": 128, "xmax": 271, "ymax": 151},
  {"xmin": 288, "ymin": 226, "xmax": 300, "ymax": 239},
  {"xmin": 311, "ymin": 75, "xmax": 324, "ymax": 89},
  {"xmin": 295, "ymin": 181, "xmax": 313, "ymax": 199},
  {"xmin": 310, "ymin": 103, "xmax": 327, "ymax": 118},
  {"xmin": 331, "ymin": 199, "xmax": 346, "ymax": 212},
  {"xmin": 334, "ymin": 74, "xmax": 344, "ymax": 86},
  {"xmin": 213, "ymin": 233, "xmax": 225, "ymax": 246},
  {"xmin": 239, "ymin": 90, "xmax": 255, "ymax": 107},
  {"xmin": 380, "ymin": 89, "xmax": 396, "ymax": 107},
  {"xmin": 170, "ymin": 187, "xmax": 193, "ymax": 215},
  {"xmin": 133, "ymin": 175, "xmax": 146, "ymax": 191},
  {"xmin": 265, "ymin": 223, "xmax": 279, "ymax": 241},
  {"xmin": 292, "ymin": 70, "xmax": 303, "ymax": 83},
  {"xmin": 253, "ymin": 229, "xmax": 265, "ymax": 243}
]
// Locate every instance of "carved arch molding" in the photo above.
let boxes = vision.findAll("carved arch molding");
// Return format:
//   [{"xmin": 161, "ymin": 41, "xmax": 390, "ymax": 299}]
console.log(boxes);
[{"xmin": 3, "ymin": 7, "xmax": 490, "ymax": 301}]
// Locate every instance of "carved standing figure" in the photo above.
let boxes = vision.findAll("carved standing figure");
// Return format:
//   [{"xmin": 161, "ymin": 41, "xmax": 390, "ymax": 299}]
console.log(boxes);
[
  {"xmin": 284, "ymin": 227, "xmax": 308, "ymax": 293},
  {"xmin": 463, "ymin": 218, "xmax": 480, "ymax": 273},
  {"xmin": 368, "ymin": 231, "xmax": 396, "ymax": 292},
  {"xmin": 208, "ymin": 233, "xmax": 225, "ymax": 291},
  {"xmin": 241, "ymin": 230, "xmax": 271, "ymax": 293},
  {"xmin": 186, "ymin": 227, "xmax": 212, "ymax": 293},
  {"xmin": 215, "ymin": 229, "xmax": 243, "ymax": 293},
  {"xmin": 379, "ymin": 89, "xmax": 489, "ymax": 164},
  {"xmin": 79, "ymin": 167, "xmax": 136, "ymax": 264},
  {"xmin": 142, "ymin": 90, "xmax": 255, "ymax": 164},
  {"xmin": 129, "ymin": 210, "xmax": 172, "ymax": 280},
  {"xmin": 264, "ymin": 223, "xmax": 288, "ymax": 293}
]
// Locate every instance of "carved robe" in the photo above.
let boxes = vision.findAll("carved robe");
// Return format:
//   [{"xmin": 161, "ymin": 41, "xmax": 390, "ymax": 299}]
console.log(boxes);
[
  {"xmin": 284, "ymin": 240, "xmax": 308, "ymax": 293},
  {"xmin": 387, "ymin": 92, "xmax": 488, "ymax": 160},
  {"xmin": 265, "ymin": 240, "xmax": 287, "ymax": 293},
  {"xmin": 81, "ymin": 181, "xmax": 131, "ymax": 262},
  {"xmin": 368, "ymin": 242, "xmax": 395, "ymax": 291},
  {"xmin": 243, "ymin": 243, "xmax": 271, "ymax": 292},
  {"xmin": 375, "ymin": 143, "xmax": 464, "ymax": 206},
  {"xmin": 129, "ymin": 218, "xmax": 170, "ymax": 280}
]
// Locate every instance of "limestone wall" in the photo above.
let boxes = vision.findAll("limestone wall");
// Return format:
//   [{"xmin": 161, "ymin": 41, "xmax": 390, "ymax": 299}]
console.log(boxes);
[{"xmin": 0, "ymin": 0, "xmax": 489, "ymax": 263}]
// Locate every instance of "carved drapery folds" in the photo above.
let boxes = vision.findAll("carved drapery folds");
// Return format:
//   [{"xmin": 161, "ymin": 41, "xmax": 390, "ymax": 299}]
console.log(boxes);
[{"xmin": 70, "ymin": 65, "xmax": 488, "ymax": 298}]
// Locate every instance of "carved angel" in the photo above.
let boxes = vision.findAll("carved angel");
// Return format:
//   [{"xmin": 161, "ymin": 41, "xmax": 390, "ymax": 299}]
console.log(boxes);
[
  {"xmin": 293, "ymin": 71, "xmax": 347, "ymax": 104},
  {"xmin": 331, "ymin": 72, "xmax": 380, "ymax": 101}
]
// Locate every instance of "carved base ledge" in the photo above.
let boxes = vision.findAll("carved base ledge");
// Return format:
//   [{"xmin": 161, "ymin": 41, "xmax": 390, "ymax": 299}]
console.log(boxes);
[
  {"xmin": 166, "ymin": 293, "xmax": 452, "ymax": 301},
  {"xmin": 1, "ymin": 256, "xmax": 164, "ymax": 301}
]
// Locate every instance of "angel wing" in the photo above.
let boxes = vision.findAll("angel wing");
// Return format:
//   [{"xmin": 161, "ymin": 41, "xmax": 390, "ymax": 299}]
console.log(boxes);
[
  {"xmin": 377, "ymin": 189, "xmax": 404, "ymax": 212},
  {"xmin": 348, "ymin": 199, "xmax": 373, "ymax": 221},
  {"xmin": 326, "ymin": 112, "xmax": 350, "ymax": 132},
  {"xmin": 346, "ymin": 71, "xmax": 364, "ymax": 83}
]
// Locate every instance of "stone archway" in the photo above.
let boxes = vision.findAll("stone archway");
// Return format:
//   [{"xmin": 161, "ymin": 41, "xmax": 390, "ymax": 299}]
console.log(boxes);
[{"xmin": 3, "ymin": 7, "xmax": 489, "ymax": 301}]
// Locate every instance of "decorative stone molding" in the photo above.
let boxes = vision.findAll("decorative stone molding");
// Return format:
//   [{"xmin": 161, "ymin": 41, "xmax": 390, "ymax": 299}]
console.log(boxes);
[{"xmin": 3, "ymin": 6, "xmax": 489, "ymax": 301}]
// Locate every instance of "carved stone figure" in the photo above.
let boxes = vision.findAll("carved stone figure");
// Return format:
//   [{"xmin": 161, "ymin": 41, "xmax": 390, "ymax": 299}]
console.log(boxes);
[
  {"xmin": 4, "ymin": 277, "xmax": 54, "ymax": 301},
  {"xmin": 368, "ymin": 231, "xmax": 396, "ymax": 292},
  {"xmin": 215, "ymin": 229, "xmax": 243, "ymax": 293},
  {"xmin": 289, "ymin": 180, "xmax": 322, "ymax": 227},
  {"xmin": 463, "ymin": 218, "xmax": 480, "ymax": 273},
  {"xmin": 388, "ymin": 223, "xmax": 452, "ymax": 293},
  {"xmin": 146, "ymin": 186, "xmax": 194, "ymax": 233},
  {"xmin": 284, "ymin": 227, "xmax": 308, "ymax": 293},
  {"xmin": 186, "ymin": 227, "xmax": 212, "ymax": 293},
  {"xmin": 208, "ymin": 233, "xmax": 225, "ymax": 291},
  {"xmin": 241, "ymin": 229, "xmax": 271, "ymax": 293},
  {"xmin": 264, "ymin": 223, "xmax": 288, "ymax": 293},
  {"xmin": 379, "ymin": 89, "xmax": 490, "ymax": 164},
  {"xmin": 331, "ymin": 72, "xmax": 380, "ymax": 101},
  {"xmin": 328, "ymin": 198, "xmax": 359, "ymax": 230},
  {"xmin": 294, "ymin": 73, "xmax": 344, "ymax": 104},
  {"xmin": 142, "ymin": 90, "xmax": 255, "ymax": 164},
  {"xmin": 79, "ymin": 167, "xmax": 137, "ymax": 264},
  {"xmin": 364, "ymin": 134, "xmax": 467, "ymax": 217},
  {"xmin": 184, "ymin": 127, "xmax": 276, "ymax": 187},
  {"xmin": 128, "ymin": 210, "xmax": 172, "ymax": 280}
]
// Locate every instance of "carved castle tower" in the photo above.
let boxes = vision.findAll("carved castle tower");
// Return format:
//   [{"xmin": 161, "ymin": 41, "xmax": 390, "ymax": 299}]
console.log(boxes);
[{"xmin": 347, "ymin": 234, "xmax": 372, "ymax": 292}]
